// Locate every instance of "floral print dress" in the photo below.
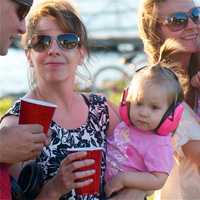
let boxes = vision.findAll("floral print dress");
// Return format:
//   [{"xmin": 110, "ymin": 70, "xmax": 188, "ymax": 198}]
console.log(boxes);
[{"xmin": 6, "ymin": 94, "xmax": 109, "ymax": 200}]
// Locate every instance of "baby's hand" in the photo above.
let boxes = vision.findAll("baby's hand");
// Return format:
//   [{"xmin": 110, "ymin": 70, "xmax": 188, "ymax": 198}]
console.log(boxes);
[
  {"xmin": 191, "ymin": 71, "xmax": 200, "ymax": 88},
  {"xmin": 105, "ymin": 173, "xmax": 124, "ymax": 198}
]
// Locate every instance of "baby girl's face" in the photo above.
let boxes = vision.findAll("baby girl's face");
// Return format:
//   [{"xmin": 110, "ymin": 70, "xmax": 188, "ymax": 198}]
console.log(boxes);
[{"xmin": 129, "ymin": 82, "xmax": 169, "ymax": 132}]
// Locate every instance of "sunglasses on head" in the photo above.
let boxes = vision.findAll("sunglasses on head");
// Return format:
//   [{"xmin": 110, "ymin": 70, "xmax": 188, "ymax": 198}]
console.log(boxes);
[
  {"xmin": 28, "ymin": 33, "xmax": 80, "ymax": 52},
  {"xmin": 161, "ymin": 7, "xmax": 200, "ymax": 32},
  {"xmin": 12, "ymin": 0, "xmax": 31, "ymax": 21}
]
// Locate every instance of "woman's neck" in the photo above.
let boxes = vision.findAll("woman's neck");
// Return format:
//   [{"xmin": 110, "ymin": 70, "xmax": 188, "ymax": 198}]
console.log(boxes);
[{"xmin": 31, "ymin": 81, "xmax": 76, "ymax": 109}]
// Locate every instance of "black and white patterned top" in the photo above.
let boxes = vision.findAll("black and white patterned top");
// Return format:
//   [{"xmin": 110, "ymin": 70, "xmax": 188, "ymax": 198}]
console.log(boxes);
[{"xmin": 6, "ymin": 93, "xmax": 109, "ymax": 200}]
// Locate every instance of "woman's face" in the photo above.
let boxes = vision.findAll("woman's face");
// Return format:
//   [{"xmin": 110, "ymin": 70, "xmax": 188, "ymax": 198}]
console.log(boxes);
[
  {"xmin": 27, "ymin": 16, "xmax": 85, "ymax": 84},
  {"xmin": 158, "ymin": 0, "xmax": 200, "ymax": 53}
]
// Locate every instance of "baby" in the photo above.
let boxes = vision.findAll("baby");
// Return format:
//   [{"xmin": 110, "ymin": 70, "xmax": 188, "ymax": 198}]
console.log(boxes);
[{"xmin": 105, "ymin": 64, "xmax": 184, "ymax": 197}]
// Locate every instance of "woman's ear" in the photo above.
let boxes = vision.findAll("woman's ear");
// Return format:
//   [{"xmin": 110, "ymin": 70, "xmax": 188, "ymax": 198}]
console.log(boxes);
[{"xmin": 78, "ymin": 47, "xmax": 87, "ymax": 65}]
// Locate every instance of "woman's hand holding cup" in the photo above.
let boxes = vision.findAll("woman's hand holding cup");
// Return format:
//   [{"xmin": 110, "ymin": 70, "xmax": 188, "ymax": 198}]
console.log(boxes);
[{"xmin": 51, "ymin": 151, "xmax": 96, "ymax": 196}]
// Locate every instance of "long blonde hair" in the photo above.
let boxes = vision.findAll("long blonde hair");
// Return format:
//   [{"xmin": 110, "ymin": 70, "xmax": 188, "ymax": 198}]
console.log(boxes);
[
  {"xmin": 159, "ymin": 39, "xmax": 199, "ymax": 108},
  {"xmin": 138, "ymin": 0, "xmax": 164, "ymax": 64}
]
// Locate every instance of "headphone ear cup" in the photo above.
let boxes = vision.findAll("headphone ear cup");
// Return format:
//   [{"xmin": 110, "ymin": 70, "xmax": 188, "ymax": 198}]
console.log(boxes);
[
  {"xmin": 119, "ymin": 102, "xmax": 132, "ymax": 126},
  {"xmin": 119, "ymin": 88, "xmax": 132, "ymax": 126},
  {"xmin": 156, "ymin": 103, "xmax": 184, "ymax": 136}
]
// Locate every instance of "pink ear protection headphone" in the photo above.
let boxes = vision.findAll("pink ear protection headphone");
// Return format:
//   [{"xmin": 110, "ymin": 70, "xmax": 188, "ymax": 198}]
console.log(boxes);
[{"xmin": 119, "ymin": 67, "xmax": 184, "ymax": 136}]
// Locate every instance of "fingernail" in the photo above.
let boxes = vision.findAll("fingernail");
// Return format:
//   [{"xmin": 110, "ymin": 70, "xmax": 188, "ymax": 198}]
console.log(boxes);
[
  {"xmin": 88, "ymin": 159, "xmax": 95, "ymax": 164},
  {"xmin": 89, "ymin": 178, "xmax": 93, "ymax": 183},
  {"xmin": 91, "ymin": 169, "xmax": 95, "ymax": 174}
]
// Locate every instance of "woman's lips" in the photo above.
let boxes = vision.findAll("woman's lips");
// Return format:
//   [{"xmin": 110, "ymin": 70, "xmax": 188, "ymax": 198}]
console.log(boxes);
[
  {"xmin": 182, "ymin": 34, "xmax": 198, "ymax": 40},
  {"xmin": 45, "ymin": 62, "xmax": 65, "ymax": 66}
]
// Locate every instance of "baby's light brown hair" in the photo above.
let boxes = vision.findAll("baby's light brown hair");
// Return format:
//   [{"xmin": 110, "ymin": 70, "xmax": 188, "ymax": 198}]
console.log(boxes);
[{"xmin": 127, "ymin": 63, "xmax": 184, "ymax": 108}]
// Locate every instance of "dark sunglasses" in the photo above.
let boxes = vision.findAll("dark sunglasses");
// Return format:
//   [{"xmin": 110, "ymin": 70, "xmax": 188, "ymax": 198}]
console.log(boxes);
[
  {"xmin": 162, "ymin": 7, "xmax": 200, "ymax": 32},
  {"xmin": 28, "ymin": 33, "xmax": 80, "ymax": 52},
  {"xmin": 12, "ymin": 0, "xmax": 31, "ymax": 21}
]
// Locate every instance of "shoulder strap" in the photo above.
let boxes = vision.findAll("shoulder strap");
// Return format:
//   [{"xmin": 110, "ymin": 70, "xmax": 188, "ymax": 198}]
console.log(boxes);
[{"xmin": 81, "ymin": 93, "xmax": 90, "ymax": 107}]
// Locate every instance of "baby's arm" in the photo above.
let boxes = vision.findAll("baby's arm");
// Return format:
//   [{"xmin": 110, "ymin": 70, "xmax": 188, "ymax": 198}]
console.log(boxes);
[
  {"xmin": 175, "ymin": 102, "xmax": 200, "ymax": 166},
  {"xmin": 191, "ymin": 71, "xmax": 200, "ymax": 88},
  {"xmin": 105, "ymin": 171, "xmax": 167, "ymax": 197}
]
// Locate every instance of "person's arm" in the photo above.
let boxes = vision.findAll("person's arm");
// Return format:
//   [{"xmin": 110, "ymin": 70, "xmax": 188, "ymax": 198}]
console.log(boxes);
[
  {"xmin": 35, "ymin": 151, "xmax": 95, "ymax": 200},
  {"xmin": 182, "ymin": 141, "xmax": 200, "ymax": 165},
  {"xmin": 174, "ymin": 102, "xmax": 200, "ymax": 166},
  {"xmin": 109, "ymin": 188, "xmax": 152, "ymax": 200},
  {"xmin": 0, "ymin": 115, "xmax": 46, "ymax": 164},
  {"xmin": 35, "ymin": 177, "xmax": 61, "ymax": 200},
  {"xmin": 105, "ymin": 171, "xmax": 167, "ymax": 197}
]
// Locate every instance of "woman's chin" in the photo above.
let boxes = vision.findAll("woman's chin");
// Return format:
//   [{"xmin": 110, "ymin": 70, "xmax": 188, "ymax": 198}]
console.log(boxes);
[{"xmin": 181, "ymin": 42, "xmax": 200, "ymax": 53}]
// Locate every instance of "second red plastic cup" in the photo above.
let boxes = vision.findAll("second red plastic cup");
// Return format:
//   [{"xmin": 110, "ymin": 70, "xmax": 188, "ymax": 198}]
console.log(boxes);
[
  {"xmin": 19, "ymin": 98, "xmax": 57, "ymax": 134},
  {"xmin": 68, "ymin": 147, "xmax": 103, "ymax": 196}
]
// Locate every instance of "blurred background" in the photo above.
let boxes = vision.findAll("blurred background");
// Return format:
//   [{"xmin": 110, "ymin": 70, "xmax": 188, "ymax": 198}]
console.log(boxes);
[{"xmin": 0, "ymin": 0, "xmax": 147, "ymax": 115}]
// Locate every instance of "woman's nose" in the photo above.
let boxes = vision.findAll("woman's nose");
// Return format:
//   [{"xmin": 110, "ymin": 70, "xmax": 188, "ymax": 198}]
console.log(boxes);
[{"xmin": 48, "ymin": 40, "xmax": 61, "ymax": 56}]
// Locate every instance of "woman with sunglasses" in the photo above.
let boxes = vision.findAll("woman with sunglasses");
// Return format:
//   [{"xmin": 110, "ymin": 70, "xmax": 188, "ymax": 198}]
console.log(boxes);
[
  {"xmin": 138, "ymin": 0, "xmax": 200, "ymax": 199},
  {"xmin": 0, "ymin": 0, "xmax": 144, "ymax": 199},
  {"xmin": 0, "ymin": 0, "xmax": 48, "ymax": 199}
]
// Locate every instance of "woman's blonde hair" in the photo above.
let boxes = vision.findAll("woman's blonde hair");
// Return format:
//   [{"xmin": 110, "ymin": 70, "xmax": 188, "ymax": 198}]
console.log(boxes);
[
  {"xmin": 138, "ymin": 0, "xmax": 199, "ymax": 109},
  {"xmin": 138, "ymin": 0, "xmax": 164, "ymax": 64}
]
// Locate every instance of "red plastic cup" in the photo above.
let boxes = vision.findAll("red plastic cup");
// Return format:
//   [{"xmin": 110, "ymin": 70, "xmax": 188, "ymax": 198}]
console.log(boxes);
[
  {"xmin": 19, "ymin": 98, "xmax": 57, "ymax": 134},
  {"xmin": 68, "ymin": 147, "xmax": 103, "ymax": 196},
  {"xmin": 0, "ymin": 164, "xmax": 12, "ymax": 200}
]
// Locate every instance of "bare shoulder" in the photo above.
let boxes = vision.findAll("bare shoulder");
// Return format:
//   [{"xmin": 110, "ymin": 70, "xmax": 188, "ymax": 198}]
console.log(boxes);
[{"xmin": 182, "ymin": 140, "xmax": 200, "ymax": 166}]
